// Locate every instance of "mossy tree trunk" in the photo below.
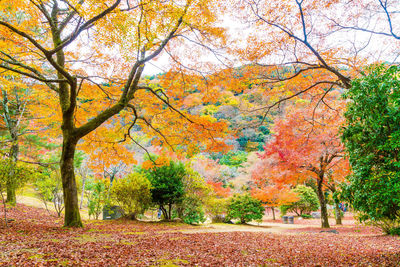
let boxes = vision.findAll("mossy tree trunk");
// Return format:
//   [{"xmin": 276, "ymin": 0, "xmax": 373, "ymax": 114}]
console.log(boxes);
[
  {"xmin": 60, "ymin": 137, "xmax": 82, "ymax": 227},
  {"xmin": 1, "ymin": 0, "xmax": 184, "ymax": 227},
  {"xmin": 1, "ymin": 87, "xmax": 21, "ymax": 205},
  {"xmin": 316, "ymin": 176, "xmax": 330, "ymax": 228}
]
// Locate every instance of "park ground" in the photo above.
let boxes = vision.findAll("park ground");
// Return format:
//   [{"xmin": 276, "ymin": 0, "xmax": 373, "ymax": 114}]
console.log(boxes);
[{"xmin": 1, "ymin": 204, "xmax": 400, "ymax": 266}]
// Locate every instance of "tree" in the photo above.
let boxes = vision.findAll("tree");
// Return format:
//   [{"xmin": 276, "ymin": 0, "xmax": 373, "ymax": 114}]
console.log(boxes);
[
  {"xmin": 0, "ymin": 79, "xmax": 48, "ymax": 204},
  {"xmin": 227, "ymin": 194, "xmax": 264, "ymax": 224},
  {"xmin": 35, "ymin": 171, "xmax": 64, "ymax": 217},
  {"xmin": 342, "ymin": 64, "xmax": 400, "ymax": 233},
  {"xmin": 0, "ymin": 0, "xmax": 229, "ymax": 227},
  {"xmin": 0, "ymin": 86, "xmax": 25, "ymax": 204},
  {"xmin": 111, "ymin": 173, "xmax": 152, "ymax": 220},
  {"xmin": 86, "ymin": 178, "xmax": 110, "ymax": 220},
  {"xmin": 251, "ymin": 157, "xmax": 299, "ymax": 220},
  {"xmin": 257, "ymin": 98, "xmax": 350, "ymax": 228},
  {"xmin": 280, "ymin": 185, "xmax": 319, "ymax": 216},
  {"xmin": 144, "ymin": 160, "xmax": 185, "ymax": 220}
]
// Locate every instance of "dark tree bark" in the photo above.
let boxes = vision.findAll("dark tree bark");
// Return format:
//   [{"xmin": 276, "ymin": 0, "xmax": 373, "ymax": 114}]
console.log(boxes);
[
  {"xmin": 160, "ymin": 206, "xmax": 168, "ymax": 220},
  {"xmin": 316, "ymin": 176, "xmax": 330, "ymax": 228},
  {"xmin": 168, "ymin": 203, "xmax": 172, "ymax": 221},
  {"xmin": 60, "ymin": 138, "xmax": 82, "ymax": 227}
]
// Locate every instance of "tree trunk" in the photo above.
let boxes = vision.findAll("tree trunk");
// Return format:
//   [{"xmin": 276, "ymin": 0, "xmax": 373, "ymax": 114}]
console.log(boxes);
[
  {"xmin": 128, "ymin": 213, "xmax": 137, "ymax": 220},
  {"xmin": 271, "ymin": 207, "xmax": 276, "ymax": 220},
  {"xmin": 334, "ymin": 201, "xmax": 342, "ymax": 225},
  {"xmin": 60, "ymin": 138, "xmax": 82, "ymax": 227},
  {"xmin": 1, "ymin": 191, "xmax": 8, "ymax": 228},
  {"xmin": 317, "ymin": 178, "xmax": 330, "ymax": 228},
  {"xmin": 1, "ymin": 88, "xmax": 19, "ymax": 205},
  {"xmin": 168, "ymin": 203, "xmax": 172, "ymax": 220},
  {"xmin": 6, "ymin": 140, "xmax": 18, "ymax": 205},
  {"xmin": 160, "ymin": 206, "xmax": 168, "ymax": 220}
]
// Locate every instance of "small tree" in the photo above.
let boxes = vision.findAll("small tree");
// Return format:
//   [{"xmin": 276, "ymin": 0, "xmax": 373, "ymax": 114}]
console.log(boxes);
[
  {"xmin": 227, "ymin": 194, "xmax": 264, "ymax": 224},
  {"xmin": 35, "ymin": 172, "xmax": 64, "ymax": 217},
  {"xmin": 280, "ymin": 185, "xmax": 319, "ymax": 216},
  {"xmin": 111, "ymin": 173, "xmax": 152, "ymax": 220},
  {"xmin": 0, "ymin": 159, "xmax": 31, "ymax": 227},
  {"xmin": 144, "ymin": 160, "xmax": 185, "ymax": 220},
  {"xmin": 85, "ymin": 178, "xmax": 109, "ymax": 220}
]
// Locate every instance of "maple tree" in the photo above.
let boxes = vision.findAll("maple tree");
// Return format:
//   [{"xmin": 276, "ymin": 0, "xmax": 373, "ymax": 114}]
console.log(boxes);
[
  {"xmin": 251, "ymin": 157, "xmax": 298, "ymax": 220},
  {"xmin": 256, "ymin": 96, "xmax": 350, "ymax": 228},
  {"xmin": 251, "ymin": 184, "xmax": 298, "ymax": 220},
  {"xmin": 279, "ymin": 185, "xmax": 319, "ymax": 217},
  {"xmin": 0, "ymin": 0, "xmax": 230, "ymax": 227},
  {"xmin": 234, "ymin": 0, "xmax": 399, "ymax": 128}
]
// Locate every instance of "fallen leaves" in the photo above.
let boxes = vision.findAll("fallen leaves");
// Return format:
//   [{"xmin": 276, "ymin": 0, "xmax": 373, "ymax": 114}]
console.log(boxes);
[{"xmin": 1, "ymin": 204, "xmax": 400, "ymax": 266}]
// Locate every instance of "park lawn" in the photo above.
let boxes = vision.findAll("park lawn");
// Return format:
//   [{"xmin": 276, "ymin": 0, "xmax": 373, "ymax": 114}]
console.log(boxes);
[{"xmin": 0, "ymin": 204, "xmax": 400, "ymax": 266}]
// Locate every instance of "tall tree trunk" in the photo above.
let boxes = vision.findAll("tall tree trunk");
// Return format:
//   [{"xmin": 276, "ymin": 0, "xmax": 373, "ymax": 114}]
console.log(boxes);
[
  {"xmin": 60, "ymin": 138, "xmax": 82, "ymax": 227},
  {"xmin": 168, "ymin": 203, "xmax": 172, "ymax": 220},
  {"xmin": 271, "ymin": 207, "xmax": 276, "ymax": 220},
  {"xmin": 1, "ymin": 88, "xmax": 19, "ymax": 205},
  {"xmin": 6, "ymin": 140, "xmax": 18, "ymax": 205},
  {"xmin": 317, "ymin": 177, "xmax": 330, "ymax": 228},
  {"xmin": 334, "ymin": 201, "xmax": 342, "ymax": 225}
]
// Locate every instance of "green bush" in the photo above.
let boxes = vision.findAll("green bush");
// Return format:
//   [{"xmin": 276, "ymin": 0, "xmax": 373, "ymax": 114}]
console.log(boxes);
[
  {"xmin": 389, "ymin": 227, "xmax": 400, "ymax": 236},
  {"xmin": 280, "ymin": 185, "xmax": 319, "ymax": 216},
  {"xmin": 227, "ymin": 194, "xmax": 264, "ymax": 224},
  {"xmin": 300, "ymin": 214, "xmax": 312, "ymax": 219},
  {"xmin": 179, "ymin": 196, "xmax": 206, "ymax": 224},
  {"xmin": 111, "ymin": 173, "xmax": 152, "ymax": 220},
  {"xmin": 175, "ymin": 166, "xmax": 210, "ymax": 224}
]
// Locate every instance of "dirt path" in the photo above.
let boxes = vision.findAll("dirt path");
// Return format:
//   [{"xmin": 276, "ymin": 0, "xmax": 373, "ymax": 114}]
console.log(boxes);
[
  {"xmin": 179, "ymin": 222, "xmax": 307, "ymax": 234},
  {"xmin": 16, "ymin": 195, "xmax": 90, "ymax": 220}
]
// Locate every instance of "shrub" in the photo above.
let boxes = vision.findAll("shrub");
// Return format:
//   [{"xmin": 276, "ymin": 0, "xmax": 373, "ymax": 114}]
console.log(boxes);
[
  {"xmin": 227, "ymin": 194, "xmax": 264, "ymax": 224},
  {"xmin": 280, "ymin": 185, "xmax": 319, "ymax": 216},
  {"xmin": 111, "ymin": 173, "xmax": 152, "ymax": 220},
  {"xmin": 389, "ymin": 227, "xmax": 400, "ymax": 236},
  {"xmin": 175, "ymin": 167, "xmax": 210, "ymax": 224},
  {"xmin": 300, "ymin": 214, "xmax": 312, "ymax": 219},
  {"xmin": 206, "ymin": 197, "xmax": 230, "ymax": 222},
  {"xmin": 179, "ymin": 196, "xmax": 206, "ymax": 224}
]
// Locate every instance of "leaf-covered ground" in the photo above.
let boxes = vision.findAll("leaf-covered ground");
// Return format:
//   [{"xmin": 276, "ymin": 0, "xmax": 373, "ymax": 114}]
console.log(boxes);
[{"xmin": 1, "ymin": 205, "xmax": 400, "ymax": 266}]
